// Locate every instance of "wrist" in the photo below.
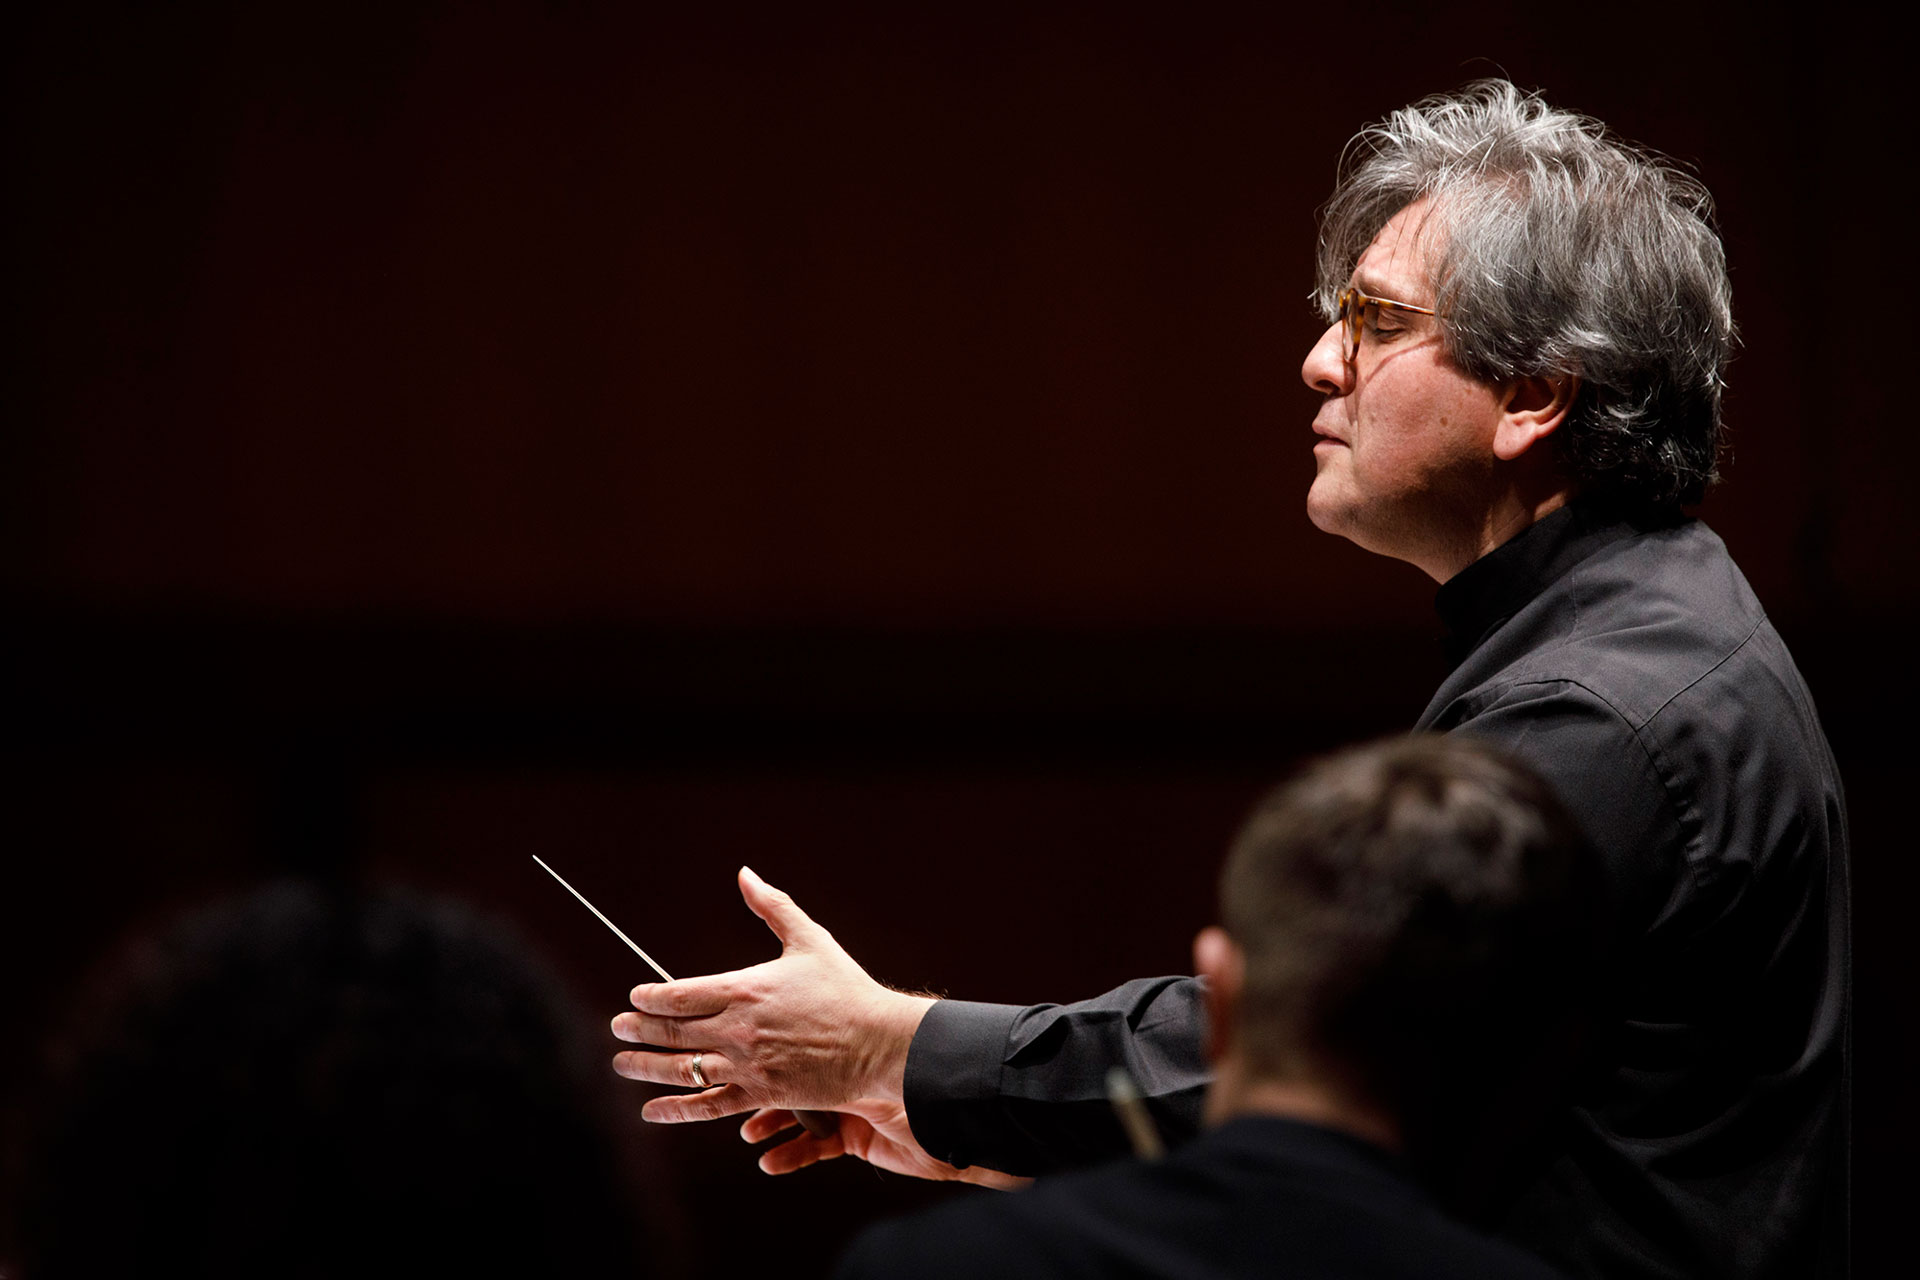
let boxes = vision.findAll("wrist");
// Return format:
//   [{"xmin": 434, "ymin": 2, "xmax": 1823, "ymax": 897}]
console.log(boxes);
[{"xmin": 860, "ymin": 990, "xmax": 937, "ymax": 1102}]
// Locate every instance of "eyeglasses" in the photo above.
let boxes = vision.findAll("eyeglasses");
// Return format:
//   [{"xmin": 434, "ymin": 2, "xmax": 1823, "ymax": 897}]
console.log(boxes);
[{"xmin": 1335, "ymin": 286, "xmax": 1437, "ymax": 362}]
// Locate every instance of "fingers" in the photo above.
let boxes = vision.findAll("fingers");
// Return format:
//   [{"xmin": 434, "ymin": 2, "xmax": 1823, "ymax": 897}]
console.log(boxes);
[
  {"xmin": 612, "ymin": 1043, "xmax": 759, "ymax": 1125},
  {"xmin": 754, "ymin": 1128, "xmax": 845, "ymax": 1175},
  {"xmin": 628, "ymin": 978, "xmax": 732, "ymax": 1017},
  {"xmin": 737, "ymin": 865, "xmax": 821, "ymax": 949},
  {"xmin": 638, "ymin": 1082, "xmax": 755, "ymax": 1125},
  {"xmin": 611, "ymin": 1048, "xmax": 732, "ymax": 1089},
  {"xmin": 740, "ymin": 1107, "xmax": 800, "ymax": 1145},
  {"xmin": 610, "ymin": 1011, "xmax": 716, "ymax": 1047}
]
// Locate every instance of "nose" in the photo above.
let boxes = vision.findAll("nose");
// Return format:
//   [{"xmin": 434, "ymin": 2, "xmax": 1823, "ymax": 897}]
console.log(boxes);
[{"xmin": 1301, "ymin": 322, "xmax": 1352, "ymax": 397}]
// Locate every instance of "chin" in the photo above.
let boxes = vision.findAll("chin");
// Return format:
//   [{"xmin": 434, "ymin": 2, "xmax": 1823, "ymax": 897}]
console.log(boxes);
[
  {"xmin": 1305, "ymin": 499, "xmax": 1412, "ymax": 568},
  {"xmin": 1304, "ymin": 488, "xmax": 1350, "ymax": 540}
]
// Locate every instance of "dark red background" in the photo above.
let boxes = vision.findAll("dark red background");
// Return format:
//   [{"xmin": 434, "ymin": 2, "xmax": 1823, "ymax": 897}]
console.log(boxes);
[{"xmin": 5, "ymin": 3, "xmax": 1910, "ymax": 1274}]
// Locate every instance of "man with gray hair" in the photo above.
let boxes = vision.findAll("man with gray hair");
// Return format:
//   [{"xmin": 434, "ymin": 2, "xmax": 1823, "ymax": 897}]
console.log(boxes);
[{"xmin": 612, "ymin": 81, "xmax": 1849, "ymax": 1278}]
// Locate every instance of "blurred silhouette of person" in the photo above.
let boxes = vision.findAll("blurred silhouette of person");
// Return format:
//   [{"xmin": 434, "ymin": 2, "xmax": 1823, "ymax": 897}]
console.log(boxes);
[
  {"xmin": 832, "ymin": 734, "xmax": 1602, "ymax": 1278},
  {"xmin": 13, "ymin": 881, "xmax": 650, "ymax": 1279}
]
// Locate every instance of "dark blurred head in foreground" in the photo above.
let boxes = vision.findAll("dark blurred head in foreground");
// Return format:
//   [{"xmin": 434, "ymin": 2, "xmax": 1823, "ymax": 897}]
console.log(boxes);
[
  {"xmin": 1202, "ymin": 733, "xmax": 1608, "ymax": 1203},
  {"xmin": 18, "ymin": 883, "xmax": 645, "ymax": 1279}
]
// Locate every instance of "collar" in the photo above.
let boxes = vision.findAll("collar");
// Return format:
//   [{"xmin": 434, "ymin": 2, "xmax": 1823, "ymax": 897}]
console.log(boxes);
[{"xmin": 1433, "ymin": 500, "xmax": 1675, "ymax": 669}]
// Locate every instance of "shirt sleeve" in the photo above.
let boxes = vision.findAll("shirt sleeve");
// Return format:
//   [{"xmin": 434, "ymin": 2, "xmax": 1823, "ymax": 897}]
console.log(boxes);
[{"xmin": 902, "ymin": 976, "xmax": 1210, "ymax": 1176}]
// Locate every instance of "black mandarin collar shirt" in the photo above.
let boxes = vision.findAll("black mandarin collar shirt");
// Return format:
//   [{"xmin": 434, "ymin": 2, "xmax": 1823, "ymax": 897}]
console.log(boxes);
[{"xmin": 1433, "ymin": 501, "xmax": 1679, "ymax": 671}]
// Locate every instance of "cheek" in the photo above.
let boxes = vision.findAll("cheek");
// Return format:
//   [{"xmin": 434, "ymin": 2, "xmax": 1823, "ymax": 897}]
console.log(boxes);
[
  {"xmin": 1353, "ymin": 367, "xmax": 1500, "ymax": 474},
  {"xmin": 1350, "ymin": 388, "xmax": 1426, "ymax": 469}
]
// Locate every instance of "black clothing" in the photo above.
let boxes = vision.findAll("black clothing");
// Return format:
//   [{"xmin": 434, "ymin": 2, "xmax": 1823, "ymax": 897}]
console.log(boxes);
[
  {"xmin": 1423, "ymin": 506, "xmax": 1850, "ymax": 1276},
  {"xmin": 903, "ymin": 506, "xmax": 1850, "ymax": 1279},
  {"xmin": 905, "ymin": 979, "xmax": 1211, "ymax": 1176},
  {"xmin": 835, "ymin": 1116, "xmax": 1568, "ymax": 1280}
]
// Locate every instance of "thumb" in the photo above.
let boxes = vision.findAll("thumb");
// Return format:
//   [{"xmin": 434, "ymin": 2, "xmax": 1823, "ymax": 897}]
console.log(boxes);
[{"xmin": 738, "ymin": 865, "xmax": 822, "ymax": 950}]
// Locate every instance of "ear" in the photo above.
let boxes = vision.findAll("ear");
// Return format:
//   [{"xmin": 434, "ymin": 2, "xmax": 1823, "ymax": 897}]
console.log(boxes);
[
  {"xmin": 1493, "ymin": 374, "xmax": 1579, "ymax": 462},
  {"xmin": 1193, "ymin": 926, "xmax": 1244, "ymax": 1064}
]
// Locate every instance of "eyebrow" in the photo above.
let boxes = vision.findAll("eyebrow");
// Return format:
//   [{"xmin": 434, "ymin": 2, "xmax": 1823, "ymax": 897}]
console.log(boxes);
[{"xmin": 1351, "ymin": 274, "xmax": 1426, "ymax": 306}]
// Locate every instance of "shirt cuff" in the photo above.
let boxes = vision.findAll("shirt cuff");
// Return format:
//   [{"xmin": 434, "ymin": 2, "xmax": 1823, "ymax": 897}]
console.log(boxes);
[{"xmin": 902, "ymin": 998, "xmax": 1025, "ymax": 1168}]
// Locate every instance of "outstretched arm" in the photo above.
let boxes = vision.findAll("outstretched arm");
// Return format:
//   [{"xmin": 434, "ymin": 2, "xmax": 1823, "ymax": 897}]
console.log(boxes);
[{"xmin": 612, "ymin": 867, "xmax": 1209, "ymax": 1185}]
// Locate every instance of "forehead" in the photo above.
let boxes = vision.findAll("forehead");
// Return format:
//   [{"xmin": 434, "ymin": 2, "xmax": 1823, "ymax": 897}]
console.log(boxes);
[{"xmin": 1352, "ymin": 199, "xmax": 1442, "ymax": 302}]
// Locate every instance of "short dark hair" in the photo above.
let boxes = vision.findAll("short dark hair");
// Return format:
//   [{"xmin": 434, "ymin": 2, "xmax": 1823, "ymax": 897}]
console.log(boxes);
[
  {"xmin": 17, "ymin": 883, "xmax": 647, "ymax": 1279},
  {"xmin": 1220, "ymin": 734, "xmax": 1604, "ymax": 1173},
  {"xmin": 1314, "ymin": 79, "xmax": 1734, "ymax": 515}
]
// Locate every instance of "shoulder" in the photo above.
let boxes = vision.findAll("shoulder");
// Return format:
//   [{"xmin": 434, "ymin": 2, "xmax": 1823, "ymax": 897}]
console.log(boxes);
[
  {"xmin": 1429, "ymin": 519, "xmax": 1835, "ymax": 790},
  {"xmin": 1438, "ymin": 521, "xmax": 1774, "ymax": 729},
  {"xmin": 1428, "ymin": 521, "xmax": 1842, "ymax": 921}
]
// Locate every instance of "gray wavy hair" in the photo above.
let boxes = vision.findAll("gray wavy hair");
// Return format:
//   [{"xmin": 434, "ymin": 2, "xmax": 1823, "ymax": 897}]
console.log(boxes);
[{"xmin": 1313, "ymin": 80, "xmax": 1734, "ymax": 513}]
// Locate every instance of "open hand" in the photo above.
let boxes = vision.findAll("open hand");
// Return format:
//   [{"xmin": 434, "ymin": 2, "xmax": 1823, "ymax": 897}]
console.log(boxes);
[{"xmin": 611, "ymin": 867, "xmax": 934, "ymax": 1124}]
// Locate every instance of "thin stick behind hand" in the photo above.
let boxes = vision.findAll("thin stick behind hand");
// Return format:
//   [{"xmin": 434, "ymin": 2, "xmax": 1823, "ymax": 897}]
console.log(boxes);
[{"xmin": 532, "ymin": 855, "xmax": 674, "ymax": 982}]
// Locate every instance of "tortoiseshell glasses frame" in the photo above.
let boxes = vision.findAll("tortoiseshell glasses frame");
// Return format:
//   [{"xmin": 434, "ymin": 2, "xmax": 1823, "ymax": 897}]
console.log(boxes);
[{"xmin": 1335, "ymin": 286, "xmax": 1438, "ymax": 362}]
